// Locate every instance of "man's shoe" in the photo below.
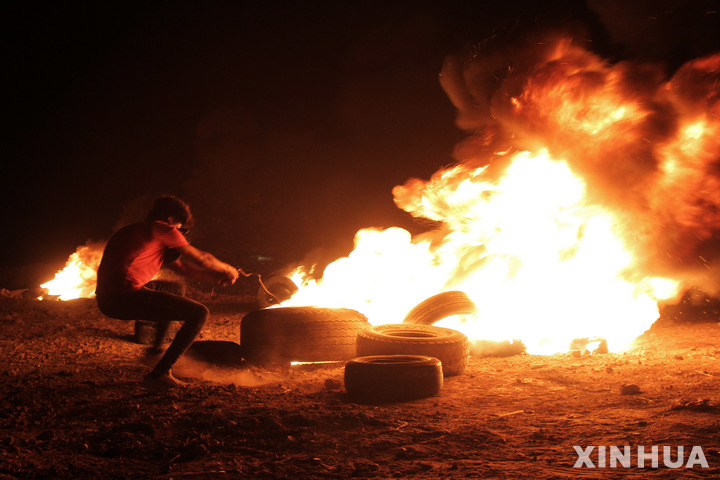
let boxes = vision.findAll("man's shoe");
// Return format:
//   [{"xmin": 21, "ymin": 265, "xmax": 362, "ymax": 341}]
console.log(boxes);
[{"xmin": 142, "ymin": 372, "xmax": 187, "ymax": 390}]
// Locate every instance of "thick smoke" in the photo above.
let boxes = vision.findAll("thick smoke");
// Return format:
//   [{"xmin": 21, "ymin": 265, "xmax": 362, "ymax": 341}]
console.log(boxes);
[{"xmin": 397, "ymin": 30, "xmax": 720, "ymax": 293}]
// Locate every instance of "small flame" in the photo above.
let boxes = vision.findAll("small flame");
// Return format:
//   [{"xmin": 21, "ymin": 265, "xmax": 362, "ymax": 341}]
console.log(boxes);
[{"xmin": 40, "ymin": 244, "xmax": 104, "ymax": 300}]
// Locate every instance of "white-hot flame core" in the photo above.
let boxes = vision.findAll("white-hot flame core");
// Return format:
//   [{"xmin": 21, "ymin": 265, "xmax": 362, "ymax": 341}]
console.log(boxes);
[{"xmin": 284, "ymin": 151, "xmax": 679, "ymax": 354}]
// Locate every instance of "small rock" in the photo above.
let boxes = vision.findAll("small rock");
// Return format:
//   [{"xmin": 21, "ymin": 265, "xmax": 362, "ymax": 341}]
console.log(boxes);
[
  {"xmin": 324, "ymin": 378, "xmax": 342, "ymax": 390},
  {"xmin": 671, "ymin": 399, "xmax": 720, "ymax": 413},
  {"xmin": 351, "ymin": 460, "xmax": 379, "ymax": 475},
  {"xmin": 282, "ymin": 413, "xmax": 315, "ymax": 427},
  {"xmin": 592, "ymin": 339, "xmax": 609, "ymax": 354},
  {"xmin": 620, "ymin": 384, "xmax": 641, "ymax": 395}
]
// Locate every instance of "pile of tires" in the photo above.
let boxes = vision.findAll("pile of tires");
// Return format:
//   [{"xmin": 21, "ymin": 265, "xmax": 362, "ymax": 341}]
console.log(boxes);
[
  {"xmin": 240, "ymin": 307, "xmax": 369, "ymax": 366},
  {"xmin": 402, "ymin": 291, "xmax": 527, "ymax": 357},
  {"xmin": 355, "ymin": 324, "xmax": 469, "ymax": 377},
  {"xmin": 344, "ymin": 323, "xmax": 469, "ymax": 403}
]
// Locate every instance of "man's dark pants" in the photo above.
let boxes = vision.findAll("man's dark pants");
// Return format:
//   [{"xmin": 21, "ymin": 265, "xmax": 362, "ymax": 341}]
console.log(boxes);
[{"xmin": 96, "ymin": 281, "xmax": 209, "ymax": 375}]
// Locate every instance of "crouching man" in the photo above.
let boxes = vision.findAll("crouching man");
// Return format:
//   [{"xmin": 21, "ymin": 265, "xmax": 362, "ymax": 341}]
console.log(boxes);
[{"xmin": 95, "ymin": 195, "xmax": 239, "ymax": 389}]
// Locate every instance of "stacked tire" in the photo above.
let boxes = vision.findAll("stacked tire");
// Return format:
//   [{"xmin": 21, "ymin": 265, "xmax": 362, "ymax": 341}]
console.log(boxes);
[
  {"xmin": 344, "ymin": 324, "xmax": 469, "ymax": 403},
  {"xmin": 344, "ymin": 355, "xmax": 443, "ymax": 403},
  {"xmin": 356, "ymin": 324, "xmax": 470, "ymax": 376}
]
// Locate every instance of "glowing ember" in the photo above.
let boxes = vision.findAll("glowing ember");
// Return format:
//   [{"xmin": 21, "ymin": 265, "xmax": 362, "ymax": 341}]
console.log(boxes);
[
  {"xmin": 40, "ymin": 243, "xmax": 104, "ymax": 300},
  {"xmin": 282, "ymin": 37, "xmax": 720, "ymax": 355}
]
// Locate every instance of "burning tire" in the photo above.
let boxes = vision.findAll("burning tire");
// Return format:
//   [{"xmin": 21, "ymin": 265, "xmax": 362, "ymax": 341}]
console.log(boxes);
[
  {"xmin": 241, "ymin": 307, "xmax": 369, "ymax": 365},
  {"xmin": 257, "ymin": 276, "xmax": 298, "ymax": 308},
  {"xmin": 356, "ymin": 324, "xmax": 469, "ymax": 376},
  {"xmin": 402, "ymin": 291, "xmax": 477, "ymax": 325},
  {"xmin": 344, "ymin": 355, "xmax": 443, "ymax": 402}
]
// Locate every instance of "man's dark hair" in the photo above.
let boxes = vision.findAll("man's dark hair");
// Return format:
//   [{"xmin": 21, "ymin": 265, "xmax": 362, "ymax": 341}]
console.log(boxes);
[{"xmin": 146, "ymin": 195, "xmax": 193, "ymax": 227}]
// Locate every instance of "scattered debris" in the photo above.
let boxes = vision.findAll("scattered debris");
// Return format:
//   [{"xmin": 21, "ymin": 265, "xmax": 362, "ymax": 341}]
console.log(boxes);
[
  {"xmin": 0, "ymin": 288, "xmax": 29, "ymax": 299},
  {"xmin": 494, "ymin": 410, "xmax": 525, "ymax": 417},
  {"xmin": 569, "ymin": 337, "xmax": 608, "ymax": 355},
  {"xmin": 671, "ymin": 399, "xmax": 720, "ymax": 413}
]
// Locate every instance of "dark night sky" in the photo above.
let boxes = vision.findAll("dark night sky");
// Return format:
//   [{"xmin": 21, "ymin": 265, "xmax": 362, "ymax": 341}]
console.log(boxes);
[{"xmin": 3, "ymin": 0, "xmax": 719, "ymax": 275}]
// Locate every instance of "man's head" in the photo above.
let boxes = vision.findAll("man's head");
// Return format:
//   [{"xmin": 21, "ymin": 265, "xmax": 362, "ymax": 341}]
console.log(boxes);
[{"xmin": 146, "ymin": 195, "xmax": 193, "ymax": 228}]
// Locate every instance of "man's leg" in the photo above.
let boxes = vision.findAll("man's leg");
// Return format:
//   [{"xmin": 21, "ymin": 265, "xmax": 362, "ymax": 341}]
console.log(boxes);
[
  {"xmin": 144, "ymin": 280, "xmax": 187, "ymax": 351},
  {"xmin": 150, "ymin": 321, "xmax": 171, "ymax": 352},
  {"xmin": 148, "ymin": 299, "xmax": 208, "ymax": 377},
  {"xmin": 98, "ymin": 288, "xmax": 209, "ymax": 382}
]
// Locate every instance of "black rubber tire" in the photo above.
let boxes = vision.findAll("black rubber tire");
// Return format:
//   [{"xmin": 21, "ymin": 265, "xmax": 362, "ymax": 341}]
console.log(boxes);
[
  {"xmin": 402, "ymin": 291, "xmax": 478, "ymax": 325},
  {"xmin": 241, "ymin": 307, "xmax": 369, "ymax": 365},
  {"xmin": 134, "ymin": 321, "xmax": 156, "ymax": 345},
  {"xmin": 356, "ymin": 324, "xmax": 469, "ymax": 376},
  {"xmin": 344, "ymin": 355, "xmax": 443, "ymax": 403},
  {"xmin": 257, "ymin": 276, "xmax": 299, "ymax": 308},
  {"xmin": 185, "ymin": 340, "xmax": 245, "ymax": 367}
]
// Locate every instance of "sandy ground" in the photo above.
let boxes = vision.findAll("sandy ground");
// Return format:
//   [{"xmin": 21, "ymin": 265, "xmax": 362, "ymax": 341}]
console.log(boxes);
[{"xmin": 1, "ymin": 293, "xmax": 719, "ymax": 479}]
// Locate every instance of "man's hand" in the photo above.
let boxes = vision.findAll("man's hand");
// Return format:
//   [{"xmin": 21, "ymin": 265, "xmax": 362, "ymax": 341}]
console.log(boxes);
[
  {"xmin": 217, "ymin": 266, "xmax": 239, "ymax": 286},
  {"xmin": 172, "ymin": 245, "xmax": 241, "ymax": 286}
]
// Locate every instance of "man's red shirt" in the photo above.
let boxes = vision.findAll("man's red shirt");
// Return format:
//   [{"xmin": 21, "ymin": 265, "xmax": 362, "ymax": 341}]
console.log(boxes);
[{"xmin": 95, "ymin": 221, "xmax": 189, "ymax": 295}]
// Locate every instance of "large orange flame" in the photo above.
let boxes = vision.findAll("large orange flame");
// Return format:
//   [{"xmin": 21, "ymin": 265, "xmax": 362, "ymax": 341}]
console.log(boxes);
[
  {"xmin": 285, "ymin": 151, "xmax": 679, "ymax": 354},
  {"xmin": 283, "ymin": 38, "xmax": 720, "ymax": 354}
]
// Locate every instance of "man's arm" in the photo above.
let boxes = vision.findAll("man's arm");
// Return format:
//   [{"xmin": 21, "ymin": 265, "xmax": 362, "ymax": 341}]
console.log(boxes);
[{"xmin": 166, "ymin": 245, "xmax": 239, "ymax": 286}]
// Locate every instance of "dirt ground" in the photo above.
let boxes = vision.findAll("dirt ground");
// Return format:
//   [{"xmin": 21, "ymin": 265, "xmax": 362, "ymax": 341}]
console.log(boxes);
[{"xmin": 1, "ymin": 292, "xmax": 719, "ymax": 479}]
